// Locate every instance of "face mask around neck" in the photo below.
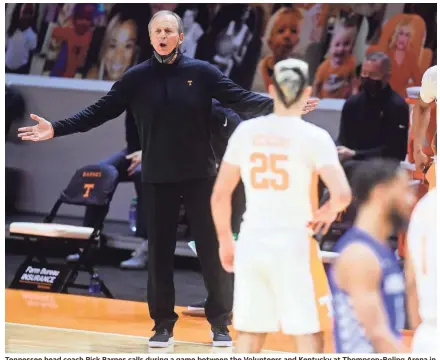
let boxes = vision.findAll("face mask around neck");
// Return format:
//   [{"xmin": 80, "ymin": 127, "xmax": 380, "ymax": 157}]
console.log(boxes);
[{"xmin": 153, "ymin": 46, "xmax": 178, "ymax": 64}]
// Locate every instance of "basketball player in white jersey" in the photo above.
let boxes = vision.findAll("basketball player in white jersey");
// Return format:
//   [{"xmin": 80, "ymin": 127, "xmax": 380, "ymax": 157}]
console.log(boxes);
[
  {"xmin": 405, "ymin": 186, "xmax": 437, "ymax": 353},
  {"xmin": 405, "ymin": 65, "xmax": 437, "ymax": 353},
  {"xmin": 412, "ymin": 65, "xmax": 437, "ymax": 176},
  {"xmin": 211, "ymin": 58, "xmax": 352, "ymax": 353}
]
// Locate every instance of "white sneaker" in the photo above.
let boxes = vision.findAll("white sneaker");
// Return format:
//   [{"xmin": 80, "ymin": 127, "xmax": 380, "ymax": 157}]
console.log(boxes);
[
  {"xmin": 120, "ymin": 253, "xmax": 147, "ymax": 269},
  {"xmin": 66, "ymin": 253, "xmax": 81, "ymax": 262},
  {"xmin": 183, "ymin": 299, "xmax": 206, "ymax": 317},
  {"xmin": 130, "ymin": 240, "xmax": 147, "ymax": 257},
  {"xmin": 188, "ymin": 299, "xmax": 206, "ymax": 311},
  {"xmin": 120, "ymin": 243, "xmax": 148, "ymax": 269}
]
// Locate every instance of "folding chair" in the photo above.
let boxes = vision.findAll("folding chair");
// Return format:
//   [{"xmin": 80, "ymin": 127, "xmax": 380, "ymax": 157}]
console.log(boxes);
[{"xmin": 8, "ymin": 164, "xmax": 119, "ymax": 298}]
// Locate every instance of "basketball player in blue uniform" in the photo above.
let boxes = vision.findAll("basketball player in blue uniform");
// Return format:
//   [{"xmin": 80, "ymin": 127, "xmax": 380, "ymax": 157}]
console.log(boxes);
[{"xmin": 328, "ymin": 159, "xmax": 417, "ymax": 353}]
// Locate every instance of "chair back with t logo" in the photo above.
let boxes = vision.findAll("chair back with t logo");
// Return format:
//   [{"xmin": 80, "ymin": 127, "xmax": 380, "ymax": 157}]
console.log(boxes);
[
  {"xmin": 8, "ymin": 164, "xmax": 119, "ymax": 298},
  {"xmin": 60, "ymin": 164, "xmax": 119, "ymax": 206}
]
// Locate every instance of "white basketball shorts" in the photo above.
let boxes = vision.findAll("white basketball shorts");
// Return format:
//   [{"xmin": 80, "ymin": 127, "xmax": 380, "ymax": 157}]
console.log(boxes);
[
  {"xmin": 412, "ymin": 322, "xmax": 437, "ymax": 354},
  {"xmin": 233, "ymin": 230, "xmax": 333, "ymax": 335}
]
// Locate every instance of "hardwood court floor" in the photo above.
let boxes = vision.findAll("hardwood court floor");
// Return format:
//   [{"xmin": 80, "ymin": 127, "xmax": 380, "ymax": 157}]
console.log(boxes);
[
  {"xmin": 5, "ymin": 323, "xmax": 237, "ymax": 354},
  {"xmin": 5, "ymin": 289, "xmax": 413, "ymax": 353},
  {"xmin": 5, "ymin": 289, "xmax": 332, "ymax": 353}
]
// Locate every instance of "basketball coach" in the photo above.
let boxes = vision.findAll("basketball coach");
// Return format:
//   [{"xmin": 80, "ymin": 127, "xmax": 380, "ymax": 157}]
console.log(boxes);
[{"xmin": 18, "ymin": 10, "xmax": 318, "ymax": 348}]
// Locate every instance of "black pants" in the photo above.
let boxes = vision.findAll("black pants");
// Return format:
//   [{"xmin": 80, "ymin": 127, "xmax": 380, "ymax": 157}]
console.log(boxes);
[
  {"xmin": 144, "ymin": 177, "xmax": 233, "ymax": 330},
  {"xmin": 185, "ymin": 179, "xmax": 245, "ymax": 236},
  {"xmin": 84, "ymin": 148, "xmax": 146, "ymax": 238}
]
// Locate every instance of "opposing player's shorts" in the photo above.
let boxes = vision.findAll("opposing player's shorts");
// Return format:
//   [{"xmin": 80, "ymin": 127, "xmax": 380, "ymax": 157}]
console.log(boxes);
[
  {"xmin": 411, "ymin": 322, "xmax": 437, "ymax": 354},
  {"xmin": 233, "ymin": 230, "xmax": 332, "ymax": 335}
]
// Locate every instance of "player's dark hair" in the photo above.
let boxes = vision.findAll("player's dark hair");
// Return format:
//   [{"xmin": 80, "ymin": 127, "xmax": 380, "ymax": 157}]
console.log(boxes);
[{"xmin": 350, "ymin": 158, "xmax": 401, "ymax": 203}]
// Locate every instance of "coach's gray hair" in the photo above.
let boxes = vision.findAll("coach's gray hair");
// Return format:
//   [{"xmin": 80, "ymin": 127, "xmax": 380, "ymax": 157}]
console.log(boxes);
[
  {"xmin": 365, "ymin": 52, "xmax": 391, "ymax": 75},
  {"xmin": 148, "ymin": 10, "xmax": 184, "ymax": 35}
]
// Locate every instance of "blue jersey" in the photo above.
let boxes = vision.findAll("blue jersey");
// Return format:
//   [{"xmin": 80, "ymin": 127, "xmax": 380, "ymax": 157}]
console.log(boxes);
[{"xmin": 328, "ymin": 227, "xmax": 406, "ymax": 353}]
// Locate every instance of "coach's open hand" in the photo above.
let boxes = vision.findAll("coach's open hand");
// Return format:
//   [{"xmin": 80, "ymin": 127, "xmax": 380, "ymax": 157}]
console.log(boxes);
[
  {"xmin": 302, "ymin": 98, "xmax": 319, "ymax": 114},
  {"xmin": 126, "ymin": 150, "xmax": 142, "ymax": 176},
  {"xmin": 17, "ymin": 114, "xmax": 54, "ymax": 141}
]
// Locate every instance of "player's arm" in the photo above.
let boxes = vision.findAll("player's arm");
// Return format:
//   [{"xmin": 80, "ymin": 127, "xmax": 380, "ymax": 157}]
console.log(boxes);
[
  {"xmin": 211, "ymin": 124, "xmax": 243, "ymax": 272},
  {"xmin": 404, "ymin": 202, "xmax": 424, "ymax": 329},
  {"xmin": 212, "ymin": 161, "xmax": 241, "ymax": 246},
  {"xmin": 404, "ymin": 251, "xmax": 421, "ymax": 329},
  {"xmin": 315, "ymin": 131, "xmax": 352, "ymax": 214},
  {"xmin": 413, "ymin": 69, "xmax": 436, "ymax": 171},
  {"xmin": 309, "ymin": 130, "xmax": 351, "ymax": 234},
  {"xmin": 311, "ymin": 161, "xmax": 351, "ymax": 235},
  {"xmin": 318, "ymin": 163, "xmax": 352, "ymax": 214},
  {"xmin": 412, "ymin": 98, "xmax": 432, "ymax": 169},
  {"xmin": 336, "ymin": 244, "xmax": 408, "ymax": 353}
]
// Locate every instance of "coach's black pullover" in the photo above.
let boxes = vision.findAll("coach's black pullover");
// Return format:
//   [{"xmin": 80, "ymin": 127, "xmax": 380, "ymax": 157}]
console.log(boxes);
[{"xmin": 52, "ymin": 54, "xmax": 273, "ymax": 182}]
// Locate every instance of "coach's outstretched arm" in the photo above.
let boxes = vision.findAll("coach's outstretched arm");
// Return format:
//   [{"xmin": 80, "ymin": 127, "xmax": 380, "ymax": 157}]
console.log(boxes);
[
  {"xmin": 18, "ymin": 76, "xmax": 132, "ymax": 141},
  {"xmin": 209, "ymin": 66, "xmax": 319, "ymax": 119}
]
